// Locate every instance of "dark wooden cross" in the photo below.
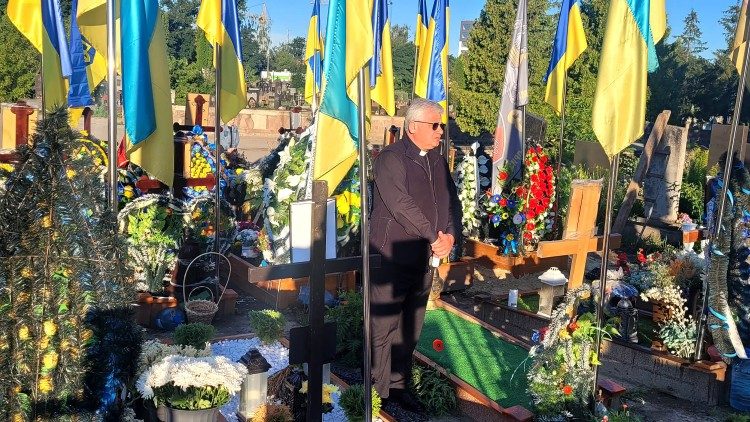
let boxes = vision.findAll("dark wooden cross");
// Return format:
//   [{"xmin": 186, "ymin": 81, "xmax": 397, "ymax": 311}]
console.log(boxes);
[
  {"xmin": 537, "ymin": 179, "xmax": 622, "ymax": 290},
  {"xmin": 240, "ymin": 180, "xmax": 379, "ymax": 421}
]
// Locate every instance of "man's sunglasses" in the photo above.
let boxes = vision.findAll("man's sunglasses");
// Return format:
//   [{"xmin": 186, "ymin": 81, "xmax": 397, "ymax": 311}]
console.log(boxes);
[{"xmin": 413, "ymin": 120, "xmax": 446, "ymax": 131}]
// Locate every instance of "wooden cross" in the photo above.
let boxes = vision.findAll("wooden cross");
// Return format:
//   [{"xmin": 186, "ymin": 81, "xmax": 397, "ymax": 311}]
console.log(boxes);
[
  {"xmin": 536, "ymin": 180, "xmax": 621, "ymax": 289},
  {"xmin": 236, "ymin": 180, "xmax": 380, "ymax": 422}
]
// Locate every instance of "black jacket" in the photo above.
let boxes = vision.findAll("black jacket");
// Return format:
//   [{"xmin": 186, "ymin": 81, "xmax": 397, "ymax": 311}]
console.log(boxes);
[{"xmin": 370, "ymin": 138, "xmax": 461, "ymax": 278}]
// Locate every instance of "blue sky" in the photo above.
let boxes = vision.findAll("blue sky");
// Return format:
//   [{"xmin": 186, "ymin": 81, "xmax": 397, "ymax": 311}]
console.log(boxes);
[{"xmin": 248, "ymin": 0, "xmax": 738, "ymax": 58}]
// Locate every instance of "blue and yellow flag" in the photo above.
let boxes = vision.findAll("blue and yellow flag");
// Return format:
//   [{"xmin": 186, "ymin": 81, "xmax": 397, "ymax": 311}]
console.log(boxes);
[
  {"xmin": 197, "ymin": 0, "xmax": 247, "ymax": 123},
  {"xmin": 314, "ymin": 0, "xmax": 373, "ymax": 196},
  {"xmin": 76, "ymin": 0, "xmax": 113, "ymax": 69},
  {"xmin": 415, "ymin": 0, "xmax": 429, "ymax": 51},
  {"xmin": 304, "ymin": 0, "xmax": 325, "ymax": 105},
  {"xmin": 591, "ymin": 0, "xmax": 666, "ymax": 158},
  {"xmin": 121, "ymin": 0, "xmax": 174, "ymax": 186},
  {"xmin": 414, "ymin": 0, "xmax": 449, "ymax": 123},
  {"xmin": 371, "ymin": 0, "xmax": 395, "ymax": 116},
  {"xmin": 68, "ymin": 0, "xmax": 107, "ymax": 125},
  {"xmin": 544, "ymin": 0, "xmax": 587, "ymax": 116},
  {"xmin": 7, "ymin": 0, "xmax": 72, "ymax": 110}
]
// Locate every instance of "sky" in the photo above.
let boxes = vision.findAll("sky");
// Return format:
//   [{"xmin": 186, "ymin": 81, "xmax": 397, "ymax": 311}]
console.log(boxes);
[{"xmin": 247, "ymin": 0, "xmax": 739, "ymax": 60}]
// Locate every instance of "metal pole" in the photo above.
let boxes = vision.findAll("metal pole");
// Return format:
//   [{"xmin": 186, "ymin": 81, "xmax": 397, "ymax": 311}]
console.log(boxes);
[
  {"xmin": 214, "ymin": 39, "xmax": 222, "ymax": 257},
  {"xmin": 40, "ymin": 52, "xmax": 46, "ymax": 118},
  {"xmin": 357, "ymin": 67, "xmax": 373, "ymax": 422},
  {"xmin": 411, "ymin": 44, "xmax": 419, "ymax": 101},
  {"xmin": 106, "ymin": 0, "xmax": 117, "ymax": 212},
  {"xmin": 694, "ymin": 11, "xmax": 750, "ymax": 361},
  {"xmin": 593, "ymin": 153, "xmax": 619, "ymax": 395}
]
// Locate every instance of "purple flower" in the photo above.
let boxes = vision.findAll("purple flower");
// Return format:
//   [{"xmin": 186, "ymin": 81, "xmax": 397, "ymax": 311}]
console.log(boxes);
[
  {"xmin": 491, "ymin": 194, "xmax": 502, "ymax": 204},
  {"xmin": 491, "ymin": 214, "xmax": 501, "ymax": 225},
  {"xmin": 513, "ymin": 214, "xmax": 524, "ymax": 225}
]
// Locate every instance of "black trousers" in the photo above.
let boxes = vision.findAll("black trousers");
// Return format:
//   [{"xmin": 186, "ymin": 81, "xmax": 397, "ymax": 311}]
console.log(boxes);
[{"xmin": 370, "ymin": 267, "xmax": 432, "ymax": 399}]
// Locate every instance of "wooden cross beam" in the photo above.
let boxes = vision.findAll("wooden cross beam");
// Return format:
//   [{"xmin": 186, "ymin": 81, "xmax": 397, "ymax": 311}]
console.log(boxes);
[{"xmin": 537, "ymin": 180, "xmax": 621, "ymax": 289}]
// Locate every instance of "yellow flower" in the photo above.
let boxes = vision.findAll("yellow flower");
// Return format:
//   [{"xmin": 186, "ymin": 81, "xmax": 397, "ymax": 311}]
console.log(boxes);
[
  {"xmin": 123, "ymin": 186, "xmax": 134, "ymax": 199},
  {"xmin": 18, "ymin": 326, "xmax": 30, "ymax": 341},
  {"xmin": 558, "ymin": 329, "xmax": 570, "ymax": 340},
  {"xmin": 20, "ymin": 267, "xmax": 33, "ymax": 278},
  {"xmin": 0, "ymin": 163, "xmax": 14, "ymax": 172},
  {"xmin": 61, "ymin": 267, "xmax": 72, "ymax": 278},
  {"xmin": 41, "ymin": 215, "xmax": 52, "ymax": 228},
  {"xmin": 66, "ymin": 168, "xmax": 77, "ymax": 179},
  {"xmin": 42, "ymin": 351, "xmax": 59, "ymax": 371},
  {"xmin": 235, "ymin": 168, "xmax": 243, "ymax": 175},
  {"xmin": 39, "ymin": 336, "xmax": 50, "ymax": 350},
  {"xmin": 322, "ymin": 384, "xmax": 339, "ymax": 404},
  {"xmin": 12, "ymin": 412, "xmax": 23, "ymax": 422},
  {"xmin": 81, "ymin": 329, "xmax": 93, "ymax": 342},
  {"xmin": 43, "ymin": 320, "xmax": 57, "ymax": 337},
  {"xmin": 299, "ymin": 380, "xmax": 308, "ymax": 394},
  {"xmin": 192, "ymin": 211, "xmax": 202, "ymax": 220},
  {"xmin": 38, "ymin": 376, "xmax": 53, "ymax": 394},
  {"xmin": 336, "ymin": 194, "xmax": 351, "ymax": 215}
]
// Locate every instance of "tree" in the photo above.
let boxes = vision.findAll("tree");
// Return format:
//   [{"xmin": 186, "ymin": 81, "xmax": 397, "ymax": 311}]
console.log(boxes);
[
  {"xmin": 391, "ymin": 24, "xmax": 415, "ymax": 96},
  {"xmin": 0, "ymin": 12, "xmax": 38, "ymax": 102},
  {"xmin": 161, "ymin": 0, "xmax": 201, "ymax": 61},
  {"xmin": 679, "ymin": 9, "xmax": 707, "ymax": 57}
]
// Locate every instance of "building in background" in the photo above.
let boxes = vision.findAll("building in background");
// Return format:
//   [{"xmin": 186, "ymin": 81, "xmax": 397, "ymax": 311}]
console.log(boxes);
[{"xmin": 458, "ymin": 20, "xmax": 475, "ymax": 56}]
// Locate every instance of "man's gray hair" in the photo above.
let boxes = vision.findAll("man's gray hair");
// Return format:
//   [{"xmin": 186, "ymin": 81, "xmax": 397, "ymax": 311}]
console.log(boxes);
[{"xmin": 404, "ymin": 98, "xmax": 444, "ymax": 129}]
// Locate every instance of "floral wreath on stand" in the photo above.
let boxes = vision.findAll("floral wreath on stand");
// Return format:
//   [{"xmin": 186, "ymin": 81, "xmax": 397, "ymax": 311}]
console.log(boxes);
[{"xmin": 485, "ymin": 145, "xmax": 556, "ymax": 254}]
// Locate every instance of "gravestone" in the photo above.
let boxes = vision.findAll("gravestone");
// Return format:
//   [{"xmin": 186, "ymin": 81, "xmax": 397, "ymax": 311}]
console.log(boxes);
[
  {"xmin": 642, "ymin": 125, "xmax": 688, "ymax": 223},
  {"xmin": 708, "ymin": 124, "xmax": 748, "ymax": 169},
  {"xmin": 573, "ymin": 140, "xmax": 610, "ymax": 172}
]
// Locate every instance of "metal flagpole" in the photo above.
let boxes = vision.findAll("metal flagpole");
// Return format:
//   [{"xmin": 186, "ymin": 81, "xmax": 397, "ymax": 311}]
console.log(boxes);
[
  {"xmin": 106, "ymin": 0, "xmax": 117, "ymax": 212},
  {"xmin": 214, "ymin": 24, "xmax": 223, "ymax": 259},
  {"xmin": 694, "ymin": 11, "xmax": 750, "ymax": 361},
  {"xmin": 592, "ymin": 152, "xmax": 619, "ymax": 394},
  {"xmin": 411, "ymin": 44, "xmax": 419, "ymax": 101},
  {"xmin": 357, "ymin": 66, "xmax": 373, "ymax": 422},
  {"xmin": 40, "ymin": 53, "xmax": 46, "ymax": 119}
]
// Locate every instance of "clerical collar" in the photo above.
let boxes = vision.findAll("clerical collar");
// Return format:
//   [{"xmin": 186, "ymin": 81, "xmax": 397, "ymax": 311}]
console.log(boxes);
[{"xmin": 419, "ymin": 150, "xmax": 427, "ymax": 156}]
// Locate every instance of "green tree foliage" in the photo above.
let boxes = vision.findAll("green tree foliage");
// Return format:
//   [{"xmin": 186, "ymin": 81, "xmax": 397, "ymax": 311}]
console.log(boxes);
[
  {"xmin": 0, "ymin": 12, "xmax": 38, "ymax": 102},
  {"xmin": 392, "ymin": 24, "xmax": 416, "ymax": 96},
  {"xmin": 170, "ymin": 57, "xmax": 215, "ymax": 106},
  {"xmin": 162, "ymin": 0, "xmax": 201, "ymax": 61},
  {"xmin": 679, "ymin": 9, "xmax": 707, "ymax": 56},
  {"xmin": 271, "ymin": 38, "xmax": 306, "ymax": 90}
]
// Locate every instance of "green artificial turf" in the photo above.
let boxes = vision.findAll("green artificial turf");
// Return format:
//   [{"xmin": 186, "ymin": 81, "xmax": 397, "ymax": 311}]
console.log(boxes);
[
  {"xmin": 517, "ymin": 294, "xmax": 540, "ymax": 313},
  {"xmin": 416, "ymin": 309, "xmax": 532, "ymax": 408}
]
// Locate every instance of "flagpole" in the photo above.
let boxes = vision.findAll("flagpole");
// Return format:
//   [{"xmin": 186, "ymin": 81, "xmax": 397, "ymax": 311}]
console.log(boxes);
[
  {"xmin": 357, "ymin": 66, "xmax": 373, "ymax": 422},
  {"xmin": 40, "ymin": 53, "xmax": 46, "ymax": 119},
  {"xmin": 553, "ymin": 74, "xmax": 569, "ymax": 234},
  {"xmin": 214, "ymin": 38, "xmax": 223, "ymax": 258},
  {"xmin": 592, "ymin": 152, "xmax": 619, "ymax": 396},
  {"xmin": 411, "ymin": 44, "xmax": 419, "ymax": 101},
  {"xmin": 694, "ymin": 10, "xmax": 750, "ymax": 361},
  {"xmin": 106, "ymin": 0, "xmax": 117, "ymax": 212}
]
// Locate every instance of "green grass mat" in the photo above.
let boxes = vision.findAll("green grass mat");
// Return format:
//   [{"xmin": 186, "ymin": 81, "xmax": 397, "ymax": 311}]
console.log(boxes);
[
  {"xmin": 518, "ymin": 294, "xmax": 539, "ymax": 313},
  {"xmin": 416, "ymin": 309, "xmax": 532, "ymax": 408}
]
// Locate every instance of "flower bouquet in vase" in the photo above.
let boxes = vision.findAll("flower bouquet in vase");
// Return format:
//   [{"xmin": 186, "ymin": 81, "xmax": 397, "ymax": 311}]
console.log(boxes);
[{"xmin": 136, "ymin": 355, "xmax": 248, "ymax": 422}]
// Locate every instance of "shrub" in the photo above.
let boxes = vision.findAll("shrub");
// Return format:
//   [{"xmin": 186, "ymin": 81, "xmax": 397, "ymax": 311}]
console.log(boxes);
[
  {"xmin": 339, "ymin": 384, "xmax": 381, "ymax": 422},
  {"xmin": 326, "ymin": 290, "xmax": 363, "ymax": 367},
  {"xmin": 251, "ymin": 403, "xmax": 294, "ymax": 422},
  {"xmin": 410, "ymin": 365, "xmax": 457, "ymax": 416},
  {"xmin": 249, "ymin": 309, "xmax": 286, "ymax": 344},
  {"xmin": 607, "ymin": 410, "xmax": 643, "ymax": 422},
  {"xmin": 172, "ymin": 322, "xmax": 216, "ymax": 350}
]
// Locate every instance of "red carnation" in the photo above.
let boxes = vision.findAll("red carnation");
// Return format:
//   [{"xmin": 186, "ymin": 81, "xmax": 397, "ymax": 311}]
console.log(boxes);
[
  {"xmin": 524, "ymin": 232, "xmax": 533, "ymax": 240},
  {"xmin": 526, "ymin": 222, "xmax": 536, "ymax": 231},
  {"xmin": 562, "ymin": 385, "xmax": 573, "ymax": 396},
  {"xmin": 500, "ymin": 198, "xmax": 508, "ymax": 207},
  {"xmin": 499, "ymin": 171, "xmax": 508, "ymax": 181},
  {"xmin": 537, "ymin": 145, "xmax": 543, "ymax": 154},
  {"xmin": 516, "ymin": 187, "xmax": 526, "ymax": 196},
  {"xmin": 568, "ymin": 321, "xmax": 579, "ymax": 331},
  {"xmin": 526, "ymin": 211, "xmax": 535, "ymax": 220},
  {"xmin": 532, "ymin": 155, "xmax": 538, "ymax": 162},
  {"xmin": 433, "ymin": 338, "xmax": 445, "ymax": 352}
]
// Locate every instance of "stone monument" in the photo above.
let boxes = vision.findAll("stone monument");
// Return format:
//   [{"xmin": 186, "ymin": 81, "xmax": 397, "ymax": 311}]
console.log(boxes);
[{"xmin": 642, "ymin": 124, "xmax": 688, "ymax": 223}]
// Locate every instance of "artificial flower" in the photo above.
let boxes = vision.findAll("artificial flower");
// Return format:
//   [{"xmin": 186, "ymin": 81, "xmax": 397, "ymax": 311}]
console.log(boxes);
[
  {"xmin": 43, "ymin": 320, "xmax": 57, "ymax": 337},
  {"xmin": 432, "ymin": 338, "xmax": 445, "ymax": 352},
  {"xmin": 38, "ymin": 376, "xmax": 54, "ymax": 394},
  {"xmin": 42, "ymin": 351, "xmax": 59, "ymax": 370},
  {"xmin": 20, "ymin": 267, "xmax": 33, "ymax": 278},
  {"xmin": 18, "ymin": 326, "xmax": 30, "ymax": 341},
  {"xmin": 562, "ymin": 385, "xmax": 573, "ymax": 395}
]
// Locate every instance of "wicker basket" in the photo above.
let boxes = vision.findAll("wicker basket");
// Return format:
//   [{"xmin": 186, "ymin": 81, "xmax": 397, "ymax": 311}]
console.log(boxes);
[{"xmin": 182, "ymin": 252, "xmax": 231, "ymax": 325}]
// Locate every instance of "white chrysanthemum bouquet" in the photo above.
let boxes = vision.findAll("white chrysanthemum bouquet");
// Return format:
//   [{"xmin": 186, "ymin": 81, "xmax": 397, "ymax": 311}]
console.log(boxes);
[{"xmin": 136, "ymin": 355, "xmax": 248, "ymax": 410}]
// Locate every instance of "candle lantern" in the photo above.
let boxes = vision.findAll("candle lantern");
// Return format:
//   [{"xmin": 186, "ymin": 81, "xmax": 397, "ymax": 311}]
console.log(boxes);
[{"xmin": 238, "ymin": 348, "xmax": 271, "ymax": 421}]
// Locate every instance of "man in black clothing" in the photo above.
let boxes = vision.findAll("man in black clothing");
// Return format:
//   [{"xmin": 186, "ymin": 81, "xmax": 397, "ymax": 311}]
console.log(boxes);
[{"xmin": 369, "ymin": 98, "xmax": 460, "ymax": 411}]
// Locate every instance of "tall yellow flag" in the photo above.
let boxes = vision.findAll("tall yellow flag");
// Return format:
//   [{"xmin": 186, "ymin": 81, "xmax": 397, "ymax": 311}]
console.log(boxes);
[
  {"xmin": 591, "ymin": 0, "xmax": 666, "ymax": 158},
  {"xmin": 732, "ymin": 0, "xmax": 750, "ymax": 86}
]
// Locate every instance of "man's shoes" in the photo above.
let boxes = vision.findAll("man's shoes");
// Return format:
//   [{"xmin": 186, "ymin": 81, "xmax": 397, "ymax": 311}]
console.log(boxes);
[{"xmin": 389, "ymin": 389, "xmax": 425, "ymax": 414}]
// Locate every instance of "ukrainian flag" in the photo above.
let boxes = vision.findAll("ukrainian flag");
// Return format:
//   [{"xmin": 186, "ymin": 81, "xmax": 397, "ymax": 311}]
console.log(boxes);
[
  {"xmin": 371, "ymin": 0, "xmax": 395, "ymax": 116},
  {"xmin": 198, "ymin": 0, "xmax": 247, "ymax": 123},
  {"xmin": 731, "ymin": 0, "xmax": 750, "ymax": 88},
  {"xmin": 414, "ymin": 0, "xmax": 449, "ymax": 123},
  {"xmin": 7, "ymin": 0, "xmax": 72, "ymax": 110},
  {"xmin": 121, "ymin": 0, "xmax": 174, "ymax": 186},
  {"xmin": 69, "ymin": 0, "xmax": 107, "ymax": 125},
  {"xmin": 591, "ymin": 0, "xmax": 666, "ymax": 158},
  {"xmin": 314, "ymin": 0, "xmax": 373, "ymax": 196},
  {"xmin": 543, "ymin": 0, "xmax": 587, "ymax": 116},
  {"xmin": 76, "ymin": 0, "xmax": 112, "ymax": 70},
  {"xmin": 304, "ymin": 0, "xmax": 325, "ymax": 106},
  {"xmin": 415, "ymin": 0, "xmax": 428, "ymax": 51}
]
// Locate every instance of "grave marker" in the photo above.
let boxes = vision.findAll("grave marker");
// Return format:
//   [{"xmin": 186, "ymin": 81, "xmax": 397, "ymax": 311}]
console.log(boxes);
[
  {"xmin": 708, "ymin": 124, "xmax": 748, "ymax": 169},
  {"xmin": 537, "ymin": 180, "xmax": 622, "ymax": 290},
  {"xmin": 642, "ymin": 124, "xmax": 688, "ymax": 223}
]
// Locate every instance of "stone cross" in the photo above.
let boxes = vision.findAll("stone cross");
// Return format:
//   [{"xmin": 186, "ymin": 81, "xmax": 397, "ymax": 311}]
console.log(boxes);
[{"xmin": 536, "ymin": 180, "xmax": 621, "ymax": 290}]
